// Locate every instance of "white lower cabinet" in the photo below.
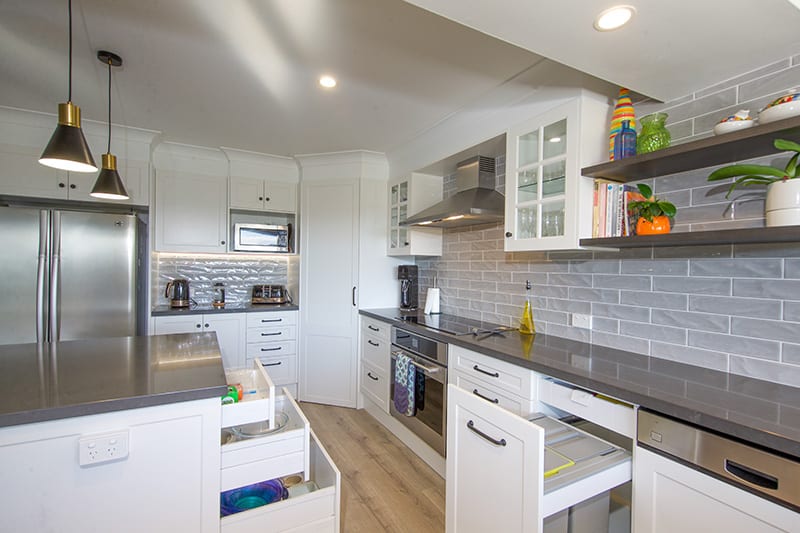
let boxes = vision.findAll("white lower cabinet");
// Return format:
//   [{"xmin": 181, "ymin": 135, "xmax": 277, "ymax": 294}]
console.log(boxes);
[
  {"xmin": 221, "ymin": 363, "xmax": 340, "ymax": 532},
  {"xmin": 359, "ymin": 317, "xmax": 391, "ymax": 413},
  {"xmin": 246, "ymin": 311, "xmax": 298, "ymax": 392},
  {"xmin": 152, "ymin": 313, "xmax": 246, "ymax": 370},
  {"xmin": 633, "ymin": 446, "xmax": 796, "ymax": 533},
  {"xmin": 446, "ymin": 384, "xmax": 631, "ymax": 533}
]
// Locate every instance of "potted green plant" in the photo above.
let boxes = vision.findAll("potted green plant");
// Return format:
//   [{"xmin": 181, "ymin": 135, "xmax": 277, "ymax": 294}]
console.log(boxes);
[
  {"xmin": 627, "ymin": 183, "xmax": 677, "ymax": 235},
  {"xmin": 707, "ymin": 138, "xmax": 800, "ymax": 227}
]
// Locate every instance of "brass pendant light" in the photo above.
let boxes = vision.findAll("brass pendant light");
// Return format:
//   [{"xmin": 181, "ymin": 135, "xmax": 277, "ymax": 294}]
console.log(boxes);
[
  {"xmin": 90, "ymin": 50, "xmax": 128, "ymax": 200},
  {"xmin": 39, "ymin": 0, "xmax": 97, "ymax": 173}
]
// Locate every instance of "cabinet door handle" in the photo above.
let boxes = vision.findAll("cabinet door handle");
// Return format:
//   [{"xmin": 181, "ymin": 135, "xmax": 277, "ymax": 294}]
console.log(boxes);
[
  {"xmin": 261, "ymin": 332, "xmax": 282, "ymax": 337},
  {"xmin": 258, "ymin": 196, "xmax": 263, "ymax": 201},
  {"xmin": 204, "ymin": 323, "xmax": 210, "ymax": 328},
  {"xmin": 352, "ymin": 286, "xmax": 357, "ymax": 307},
  {"xmin": 221, "ymin": 240, "xmax": 226, "ymax": 245},
  {"xmin": 367, "ymin": 372, "xmax": 379, "ymax": 381},
  {"xmin": 262, "ymin": 318, "xmax": 282, "ymax": 323},
  {"xmin": 261, "ymin": 361, "xmax": 282, "ymax": 367},
  {"xmin": 467, "ymin": 420, "xmax": 506, "ymax": 446},
  {"xmin": 196, "ymin": 323, "xmax": 202, "ymax": 329},
  {"xmin": 472, "ymin": 389, "xmax": 499, "ymax": 404},
  {"xmin": 69, "ymin": 183, "xmax": 76, "ymax": 189},
  {"xmin": 367, "ymin": 339, "xmax": 379, "ymax": 347},
  {"xmin": 368, "ymin": 325, "xmax": 380, "ymax": 332},
  {"xmin": 260, "ymin": 347, "xmax": 282, "ymax": 352},
  {"xmin": 505, "ymin": 232, "xmax": 512, "ymax": 238},
  {"xmin": 473, "ymin": 365, "xmax": 499, "ymax": 378},
  {"xmin": 58, "ymin": 182, "xmax": 66, "ymax": 188}
]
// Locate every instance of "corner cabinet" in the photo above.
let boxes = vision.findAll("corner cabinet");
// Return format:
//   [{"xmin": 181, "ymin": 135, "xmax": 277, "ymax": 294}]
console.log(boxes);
[
  {"xmin": 504, "ymin": 96, "xmax": 608, "ymax": 252},
  {"xmin": 387, "ymin": 172, "xmax": 443, "ymax": 256}
]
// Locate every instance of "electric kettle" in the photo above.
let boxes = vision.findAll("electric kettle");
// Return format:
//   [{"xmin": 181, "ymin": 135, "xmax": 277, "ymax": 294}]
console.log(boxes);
[{"xmin": 165, "ymin": 278, "xmax": 190, "ymax": 308}]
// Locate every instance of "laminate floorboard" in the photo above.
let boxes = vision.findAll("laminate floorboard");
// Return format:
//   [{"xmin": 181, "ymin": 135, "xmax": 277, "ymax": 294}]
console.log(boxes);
[{"xmin": 301, "ymin": 402, "xmax": 445, "ymax": 533}]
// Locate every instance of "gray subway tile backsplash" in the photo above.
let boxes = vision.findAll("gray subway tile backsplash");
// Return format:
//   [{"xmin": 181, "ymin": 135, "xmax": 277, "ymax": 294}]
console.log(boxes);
[{"xmin": 413, "ymin": 55, "xmax": 800, "ymax": 386}]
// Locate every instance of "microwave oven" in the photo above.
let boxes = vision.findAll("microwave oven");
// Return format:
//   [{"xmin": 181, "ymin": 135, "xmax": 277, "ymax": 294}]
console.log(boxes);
[{"xmin": 233, "ymin": 223, "xmax": 292, "ymax": 253}]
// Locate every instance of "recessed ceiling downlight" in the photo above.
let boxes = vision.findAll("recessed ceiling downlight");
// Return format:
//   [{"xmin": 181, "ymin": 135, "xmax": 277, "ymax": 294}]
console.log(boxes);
[
  {"xmin": 319, "ymin": 75, "xmax": 337, "ymax": 88},
  {"xmin": 594, "ymin": 5, "xmax": 636, "ymax": 31}
]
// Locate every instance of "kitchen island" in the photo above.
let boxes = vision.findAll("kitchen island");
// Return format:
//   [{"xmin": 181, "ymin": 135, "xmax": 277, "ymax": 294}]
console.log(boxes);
[{"xmin": 0, "ymin": 333, "xmax": 228, "ymax": 532}]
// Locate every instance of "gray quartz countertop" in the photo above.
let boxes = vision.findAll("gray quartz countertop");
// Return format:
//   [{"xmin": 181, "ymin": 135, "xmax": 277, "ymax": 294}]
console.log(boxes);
[
  {"xmin": 152, "ymin": 303, "xmax": 299, "ymax": 316},
  {"xmin": 0, "ymin": 333, "xmax": 229, "ymax": 428},
  {"xmin": 361, "ymin": 308, "xmax": 800, "ymax": 458}
]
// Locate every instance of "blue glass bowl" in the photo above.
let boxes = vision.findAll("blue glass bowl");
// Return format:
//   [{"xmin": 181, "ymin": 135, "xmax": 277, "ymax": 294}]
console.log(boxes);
[{"xmin": 220, "ymin": 479, "xmax": 288, "ymax": 517}]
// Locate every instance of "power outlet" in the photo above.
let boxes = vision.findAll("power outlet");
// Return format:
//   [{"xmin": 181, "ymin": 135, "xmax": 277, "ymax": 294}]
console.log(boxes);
[
  {"xmin": 572, "ymin": 313, "xmax": 592, "ymax": 329},
  {"xmin": 79, "ymin": 430, "xmax": 129, "ymax": 467}
]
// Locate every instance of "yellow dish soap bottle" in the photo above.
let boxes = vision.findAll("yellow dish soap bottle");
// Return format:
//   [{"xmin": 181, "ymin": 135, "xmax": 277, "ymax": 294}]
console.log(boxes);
[{"xmin": 519, "ymin": 280, "xmax": 535, "ymax": 335}]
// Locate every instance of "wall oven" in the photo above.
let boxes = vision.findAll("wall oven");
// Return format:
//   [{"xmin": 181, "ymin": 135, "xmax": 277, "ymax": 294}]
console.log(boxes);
[{"xmin": 390, "ymin": 326, "xmax": 448, "ymax": 456}]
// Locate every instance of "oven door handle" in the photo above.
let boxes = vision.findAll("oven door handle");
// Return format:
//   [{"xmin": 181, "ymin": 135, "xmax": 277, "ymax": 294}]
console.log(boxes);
[{"xmin": 391, "ymin": 350, "xmax": 442, "ymax": 374}]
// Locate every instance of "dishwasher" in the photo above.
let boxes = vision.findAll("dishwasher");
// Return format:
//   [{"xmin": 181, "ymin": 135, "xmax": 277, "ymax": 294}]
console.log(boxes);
[{"xmin": 635, "ymin": 410, "xmax": 800, "ymax": 532}]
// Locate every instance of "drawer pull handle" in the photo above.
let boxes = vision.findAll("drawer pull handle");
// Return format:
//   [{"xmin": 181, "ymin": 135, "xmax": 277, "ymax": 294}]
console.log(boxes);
[
  {"xmin": 260, "ymin": 347, "xmax": 282, "ymax": 352},
  {"xmin": 262, "ymin": 361, "xmax": 282, "ymax": 367},
  {"xmin": 472, "ymin": 389, "xmax": 499, "ymax": 404},
  {"xmin": 367, "ymin": 325, "xmax": 380, "ymax": 332},
  {"xmin": 367, "ymin": 372, "xmax": 379, "ymax": 381},
  {"xmin": 473, "ymin": 365, "xmax": 499, "ymax": 378},
  {"xmin": 261, "ymin": 332, "xmax": 282, "ymax": 337},
  {"xmin": 261, "ymin": 318, "xmax": 282, "ymax": 323},
  {"xmin": 467, "ymin": 420, "xmax": 506, "ymax": 447},
  {"xmin": 724, "ymin": 459, "xmax": 779, "ymax": 490},
  {"xmin": 367, "ymin": 340, "xmax": 379, "ymax": 347}
]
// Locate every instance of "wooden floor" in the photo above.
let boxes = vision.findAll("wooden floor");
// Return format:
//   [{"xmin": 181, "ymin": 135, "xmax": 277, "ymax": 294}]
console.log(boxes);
[{"xmin": 301, "ymin": 402, "xmax": 446, "ymax": 533}]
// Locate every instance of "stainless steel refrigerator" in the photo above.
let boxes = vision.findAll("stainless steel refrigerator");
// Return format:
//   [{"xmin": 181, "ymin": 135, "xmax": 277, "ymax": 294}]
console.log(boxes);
[{"xmin": 0, "ymin": 206, "xmax": 144, "ymax": 345}]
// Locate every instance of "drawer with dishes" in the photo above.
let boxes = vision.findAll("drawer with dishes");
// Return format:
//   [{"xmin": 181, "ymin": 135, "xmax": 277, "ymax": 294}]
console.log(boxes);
[{"xmin": 220, "ymin": 430, "xmax": 340, "ymax": 533}]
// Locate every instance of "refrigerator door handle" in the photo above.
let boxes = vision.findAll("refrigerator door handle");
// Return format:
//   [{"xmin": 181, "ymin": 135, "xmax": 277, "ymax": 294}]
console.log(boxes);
[
  {"xmin": 36, "ymin": 211, "xmax": 50, "ymax": 342},
  {"xmin": 49, "ymin": 211, "xmax": 61, "ymax": 343}
]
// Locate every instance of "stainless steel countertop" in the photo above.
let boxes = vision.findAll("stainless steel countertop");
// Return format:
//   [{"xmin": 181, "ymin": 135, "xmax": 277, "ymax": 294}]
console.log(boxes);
[
  {"xmin": 151, "ymin": 303, "xmax": 299, "ymax": 316},
  {"xmin": 0, "ymin": 333, "xmax": 229, "ymax": 427},
  {"xmin": 362, "ymin": 308, "xmax": 800, "ymax": 458}
]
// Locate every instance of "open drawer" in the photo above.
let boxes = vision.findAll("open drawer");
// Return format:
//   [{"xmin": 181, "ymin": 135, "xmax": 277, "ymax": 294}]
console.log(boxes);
[
  {"xmin": 538, "ymin": 377, "xmax": 635, "ymax": 439},
  {"xmin": 221, "ymin": 430, "xmax": 341, "ymax": 533},
  {"xmin": 447, "ymin": 384, "xmax": 630, "ymax": 532},
  {"xmin": 223, "ymin": 359, "xmax": 277, "ymax": 429},
  {"xmin": 221, "ymin": 390, "xmax": 310, "ymax": 492}
]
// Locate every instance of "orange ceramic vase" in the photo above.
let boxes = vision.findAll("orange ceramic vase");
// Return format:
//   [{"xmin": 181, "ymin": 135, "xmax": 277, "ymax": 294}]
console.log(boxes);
[{"xmin": 636, "ymin": 216, "xmax": 671, "ymax": 235}]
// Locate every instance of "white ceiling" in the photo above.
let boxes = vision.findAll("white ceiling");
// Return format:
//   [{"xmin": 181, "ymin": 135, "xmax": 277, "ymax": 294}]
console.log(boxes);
[
  {"xmin": 404, "ymin": 0, "xmax": 800, "ymax": 103},
  {"xmin": 0, "ymin": 0, "xmax": 545, "ymax": 158},
  {"xmin": 1, "ymin": 1, "xmax": 799, "ymax": 164}
]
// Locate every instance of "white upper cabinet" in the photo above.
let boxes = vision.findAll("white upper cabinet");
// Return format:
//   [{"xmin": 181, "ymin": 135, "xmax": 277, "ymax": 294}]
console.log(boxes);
[
  {"xmin": 154, "ymin": 143, "xmax": 229, "ymax": 253},
  {"xmin": 224, "ymin": 148, "xmax": 298, "ymax": 214},
  {"xmin": 387, "ymin": 172, "xmax": 443, "ymax": 256},
  {"xmin": 0, "ymin": 107, "xmax": 157, "ymax": 206},
  {"xmin": 504, "ymin": 94, "xmax": 608, "ymax": 251}
]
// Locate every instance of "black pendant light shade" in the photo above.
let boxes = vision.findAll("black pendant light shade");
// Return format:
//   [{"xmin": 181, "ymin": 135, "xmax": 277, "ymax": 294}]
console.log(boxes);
[
  {"xmin": 90, "ymin": 50, "xmax": 128, "ymax": 201},
  {"xmin": 40, "ymin": 0, "xmax": 98, "ymax": 173},
  {"xmin": 91, "ymin": 153, "xmax": 128, "ymax": 200}
]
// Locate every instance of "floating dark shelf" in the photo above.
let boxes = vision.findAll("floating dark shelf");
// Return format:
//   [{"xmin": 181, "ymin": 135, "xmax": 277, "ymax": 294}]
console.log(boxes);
[
  {"xmin": 579, "ymin": 225, "xmax": 800, "ymax": 249},
  {"xmin": 581, "ymin": 115, "xmax": 800, "ymax": 182}
]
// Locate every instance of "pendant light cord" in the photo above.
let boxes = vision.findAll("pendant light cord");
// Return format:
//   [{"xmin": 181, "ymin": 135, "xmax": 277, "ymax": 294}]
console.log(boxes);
[
  {"xmin": 68, "ymin": 0, "xmax": 72, "ymax": 102},
  {"xmin": 107, "ymin": 58, "xmax": 112, "ymax": 153}
]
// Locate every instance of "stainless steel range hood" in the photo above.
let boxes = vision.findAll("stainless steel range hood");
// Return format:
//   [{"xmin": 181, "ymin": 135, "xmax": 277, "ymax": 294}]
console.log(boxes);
[{"xmin": 402, "ymin": 156, "xmax": 504, "ymax": 228}]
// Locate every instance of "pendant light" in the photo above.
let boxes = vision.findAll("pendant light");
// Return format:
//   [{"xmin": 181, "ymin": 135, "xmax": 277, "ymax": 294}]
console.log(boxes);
[
  {"xmin": 39, "ymin": 0, "xmax": 97, "ymax": 173},
  {"xmin": 90, "ymin": 50, "xmax": 129, "ymax": 200}
]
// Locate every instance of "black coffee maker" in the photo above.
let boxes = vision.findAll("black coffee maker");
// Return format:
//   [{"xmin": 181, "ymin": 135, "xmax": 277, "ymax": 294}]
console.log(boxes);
[{"xmin": 398, "ymin": 265, "xmax": 418, "ymax": 311}]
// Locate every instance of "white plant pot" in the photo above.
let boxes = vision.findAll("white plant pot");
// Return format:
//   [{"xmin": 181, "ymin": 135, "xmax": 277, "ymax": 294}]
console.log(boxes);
[{"xmin": 766, "ymin": 180, "xmax": 800, "ymax": 227}]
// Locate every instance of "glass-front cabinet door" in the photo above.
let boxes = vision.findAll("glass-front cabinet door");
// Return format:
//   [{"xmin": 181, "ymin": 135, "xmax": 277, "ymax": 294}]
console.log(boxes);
[
  {"xmin": 504, "ymin": 95, "xmax": 608, "ymax": 251},
  {"xmin": 387, "ymin": 173, "xmax": 443, "ymax": 256}
]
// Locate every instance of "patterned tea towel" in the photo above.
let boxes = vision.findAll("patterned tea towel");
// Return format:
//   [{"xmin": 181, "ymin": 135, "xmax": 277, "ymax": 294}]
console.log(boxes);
[{"xmin": 393, "ymin": 352, "xmax": 416, "ymax": 416}]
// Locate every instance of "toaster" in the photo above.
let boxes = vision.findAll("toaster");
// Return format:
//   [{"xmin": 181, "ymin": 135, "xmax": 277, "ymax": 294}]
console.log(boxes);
[{"xmin": 251, "ymin": 284, "xmax": 292, "ymax": 304}]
